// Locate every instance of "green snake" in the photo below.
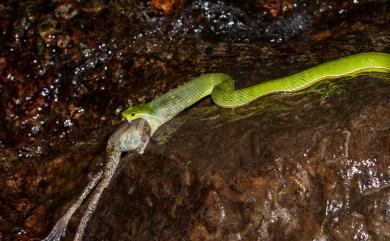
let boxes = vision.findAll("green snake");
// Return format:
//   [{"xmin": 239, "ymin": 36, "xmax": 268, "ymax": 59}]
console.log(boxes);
[
  {"xmin": 43, "ymin": 52, "xmax": 389, "ymax": 241},
  {"xmin": 123, "ymin": 52, "xmax": 390, "ymax": 134}
]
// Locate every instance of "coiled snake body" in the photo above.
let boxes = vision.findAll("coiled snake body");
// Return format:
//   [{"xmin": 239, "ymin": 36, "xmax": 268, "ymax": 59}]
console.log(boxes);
[{"xmin": 123, "ymin": 52, "xmax": 390, "ymax": 133}]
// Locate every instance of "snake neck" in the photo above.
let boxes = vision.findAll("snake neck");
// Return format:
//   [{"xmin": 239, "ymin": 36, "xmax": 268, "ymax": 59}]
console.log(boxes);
[{"xmin": 144, "ymin": 73, "xmax": 232, "ymax": 134}]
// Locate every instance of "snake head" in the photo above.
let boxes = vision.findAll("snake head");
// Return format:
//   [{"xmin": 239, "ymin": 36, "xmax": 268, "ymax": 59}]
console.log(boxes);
[{"xmin": 122, "ymin": 103, "xmax": 153, "ymax": 122}]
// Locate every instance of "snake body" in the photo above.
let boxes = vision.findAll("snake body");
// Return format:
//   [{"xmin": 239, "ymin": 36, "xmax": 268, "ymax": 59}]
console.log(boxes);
[
  {"xmin": 43, "ymin": 52, "xmax": 389, "ymax": 240},
  {"xmin": 123, "ymin": 52, "xmax": 390, "ymax": 134}
]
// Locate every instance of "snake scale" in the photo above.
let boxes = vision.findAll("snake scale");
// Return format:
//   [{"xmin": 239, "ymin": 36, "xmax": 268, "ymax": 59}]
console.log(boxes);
[{"xmin": 123, "ymin": 52, "xmax": 390, "ymax": 134}]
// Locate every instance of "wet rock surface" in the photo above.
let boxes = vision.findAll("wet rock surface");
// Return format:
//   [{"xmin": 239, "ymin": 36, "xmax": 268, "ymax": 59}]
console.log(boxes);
[
  {"xmin": 83, "ymin": 76, "xmax": 390, "ymax": 241},
  {"xmin": 0, "ymin": 0, "xmax": 389, "ymax": 240}
]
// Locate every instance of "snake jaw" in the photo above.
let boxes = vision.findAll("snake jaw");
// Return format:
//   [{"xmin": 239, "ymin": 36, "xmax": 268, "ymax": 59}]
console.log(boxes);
[{"xmin": 122, "ymin": 103, "xmax": 164, "ymax": 135}]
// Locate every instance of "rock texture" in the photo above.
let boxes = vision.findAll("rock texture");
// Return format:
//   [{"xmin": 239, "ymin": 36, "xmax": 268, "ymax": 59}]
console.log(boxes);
[
  {"xmin": 82, "ymin": 76, "xmax": 390, "ymax": 241},
  {"xmin": 0, "ymin": 1, "xmax": 389, "ymax": 240}
]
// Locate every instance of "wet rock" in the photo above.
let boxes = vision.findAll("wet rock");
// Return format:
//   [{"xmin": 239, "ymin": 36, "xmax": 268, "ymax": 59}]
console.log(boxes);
[
  {"xmin": 78, "ymin": 76, "xmax": 390, "ymax": 241},
  {"xmin": 0, "ymin": 0, "xmax": 389, "ymax": 240},
  {"xmin": 37, "ymin": 15, "xmax": 59, "ymax": 45},
  {"xmin": 79, "ymin": 0, "xmax": 106, "ymax": 15},
  {"xmin": 55, "ymin": 2, "xmax": 79, "ymax": 20},
  {"xmin": 152, "ymin": 0, "xmax": 189, "ymax": 14}
]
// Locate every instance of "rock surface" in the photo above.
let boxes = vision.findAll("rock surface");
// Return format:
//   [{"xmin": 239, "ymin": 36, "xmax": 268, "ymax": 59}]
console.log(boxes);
[
  {"xmin": 0, "ymin": 0, "xmax": 389, "ymax": 240},
  {"xmin": 83, "ymin": 76, "xmax": 390, "ymax": 241}
]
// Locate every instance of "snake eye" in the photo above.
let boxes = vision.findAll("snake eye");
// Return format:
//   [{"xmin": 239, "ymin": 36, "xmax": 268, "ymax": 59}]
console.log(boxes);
[{"xmin": 131, "ymin": 113, "xmax": 135, "ymax": 116}]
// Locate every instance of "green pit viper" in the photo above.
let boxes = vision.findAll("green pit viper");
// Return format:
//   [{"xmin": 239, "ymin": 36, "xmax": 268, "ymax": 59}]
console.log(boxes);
[
  {"xmin": 123, "ymin": 52, "xmax": 390, "ymax": 134},
  {"xmin": 43, "ymin": 52, "xmax": 389, "ymax": 241}
]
